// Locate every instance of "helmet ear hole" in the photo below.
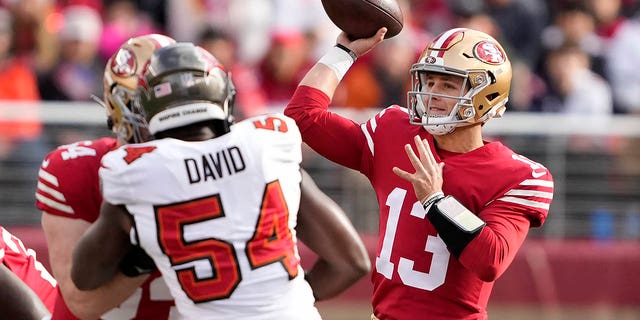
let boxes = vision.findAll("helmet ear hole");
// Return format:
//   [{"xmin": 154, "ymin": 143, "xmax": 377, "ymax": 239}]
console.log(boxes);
[{"xmin": 486, "ymin": 92, "xmax": 499, "ymax": 102}]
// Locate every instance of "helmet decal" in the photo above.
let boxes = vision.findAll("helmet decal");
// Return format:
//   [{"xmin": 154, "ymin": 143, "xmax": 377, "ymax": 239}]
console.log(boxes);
[
  {"xmin": 110, "ymin": 47, "xmax": 137, "ymax": 77},
  {"xmin": 153, "ymin": 82, "xmax": 172, "ymax": 98},
  {"xmin": 473, "ymin": 41, "xmax": 506, "ymax": 65},
  {"xmin": 423, "ymin": 56, "xmax": 437, "ymax": 64},
  {"xmin": 428, "ymin": 28, "xmax": 465, "ymax": 57}
]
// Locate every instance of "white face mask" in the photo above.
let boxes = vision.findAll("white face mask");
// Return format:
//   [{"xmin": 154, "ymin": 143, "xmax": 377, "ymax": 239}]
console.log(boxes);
[{"xmin": 409, "ymin": 89, "xmax": 475, "ymax": 136}]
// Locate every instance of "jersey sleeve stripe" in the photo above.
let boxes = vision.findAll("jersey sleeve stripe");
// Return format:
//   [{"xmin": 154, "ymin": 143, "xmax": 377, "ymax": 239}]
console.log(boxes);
[
  {"xmin": 497, "ymin": 196, "xmax": 550, "ymax": 210},
  {"xmin": 361, "ymin": 123, "xmax": 374, "ymax": 156},
  {"xmin": 370, "ymin": 116, "xmax": 378, "ymax": 132},
  {"xmin": 36, "ymin": 182, "xmax": 67, "ymax": 202},
  {"xmin": 2, "ymin": 229, "xmax": 20, "ymax": 252},
  {"xmin": 35, "ymin": 193, "xmax": 74, "ymax": 214},
  {"xmin": 521, "ymin": 179, "xmax": 554, "ymax": 188},
  {"xmin": 37, "ymin": 169, "xmax": 60, "ymax": 187},
  {"xmin": 504, "ymin": 189, "xmax": 553, "ymax": 199}
]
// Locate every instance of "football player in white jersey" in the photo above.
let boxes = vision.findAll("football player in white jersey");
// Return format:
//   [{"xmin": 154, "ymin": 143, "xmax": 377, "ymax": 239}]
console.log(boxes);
[{"xmin": 71, "ymin": 42, "xmax": 370, "ymax": 319}]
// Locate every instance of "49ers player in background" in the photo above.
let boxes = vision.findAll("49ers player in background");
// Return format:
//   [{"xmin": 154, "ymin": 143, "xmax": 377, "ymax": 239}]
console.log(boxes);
[
  {"xmin": 36, "ymin": 34, "xmax": 178, "ymax": 319},
  {"xmin": 1, "ymin": 226, "xmax": 56, "ymax": 319},
  {"xmin": 284, "ymin": 27, "xmax": 554, "ymax": 319}
]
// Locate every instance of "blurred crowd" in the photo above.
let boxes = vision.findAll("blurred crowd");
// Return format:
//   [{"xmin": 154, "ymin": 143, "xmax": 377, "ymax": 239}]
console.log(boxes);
[{"xmin": 1, "ymin": 0, "xmax": 640, "ymax": 122}]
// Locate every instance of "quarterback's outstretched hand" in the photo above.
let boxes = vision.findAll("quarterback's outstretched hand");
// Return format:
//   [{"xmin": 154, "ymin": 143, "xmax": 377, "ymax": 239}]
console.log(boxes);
[
  {"xmin": 337, "ymin": 27, "xmax": 387, "ymax": 58},
  {"xmin": 393, "ymin": 135, "xmax": 445, "ymax": 204}
]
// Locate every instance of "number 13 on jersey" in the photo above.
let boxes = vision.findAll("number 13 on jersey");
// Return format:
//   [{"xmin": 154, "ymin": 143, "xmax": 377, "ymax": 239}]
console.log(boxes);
[{"xmin": 376, "ymin": 188, "xmax": 450, "ymax": 291}]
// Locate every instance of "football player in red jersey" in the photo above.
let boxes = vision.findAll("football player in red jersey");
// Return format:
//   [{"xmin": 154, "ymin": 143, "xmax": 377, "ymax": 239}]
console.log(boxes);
[
  {"xmin": 0, "ymin": 226, "xmax": 56, "ymax": 319},
  {"xmin": 70, "ymin": 42, "xmax": 370, "ymax": 318},
  {"xmin": 36, "ymin": 34, "xmax": 179, "ymax": 320},
  {"xmin": 284, "ymin": 27, "xmax": 554, "ymax": 320}
]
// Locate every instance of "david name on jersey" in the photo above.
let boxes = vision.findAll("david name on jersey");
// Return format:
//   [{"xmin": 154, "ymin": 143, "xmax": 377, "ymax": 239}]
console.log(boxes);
[{"xmin": 184, "ymin": 145, "xmax": 246, "ymax": 184}]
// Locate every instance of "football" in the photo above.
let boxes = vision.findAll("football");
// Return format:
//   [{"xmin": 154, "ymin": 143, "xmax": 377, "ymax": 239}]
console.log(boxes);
[{"xmin": 321, "ymin": 0, "xmax": 404, "ymax": 39}]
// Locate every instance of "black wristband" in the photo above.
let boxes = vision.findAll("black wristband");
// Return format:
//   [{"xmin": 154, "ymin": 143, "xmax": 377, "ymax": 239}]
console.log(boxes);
[
  {"xmin": 426, "ymin": 196, "xmax": 485, "ymax": 258},
  {"xmin": 422, "ymin": 192, "xmax": 445, "ymax": 210},
  {"xmin": 335, "ymin": 43, "xmax": 358, "ymax": 62}
]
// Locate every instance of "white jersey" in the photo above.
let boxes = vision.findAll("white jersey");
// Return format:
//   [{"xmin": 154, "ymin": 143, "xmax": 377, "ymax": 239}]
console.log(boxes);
[{"xmin": 100, "ymin": 114, "xmax": 321, "ymax": 320}]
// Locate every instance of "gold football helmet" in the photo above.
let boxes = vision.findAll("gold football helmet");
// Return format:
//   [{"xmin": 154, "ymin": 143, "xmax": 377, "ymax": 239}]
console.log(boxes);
[
  {"xmin": 407, "ymin": 28, "xmax": 512, "ymax": 135},
  {"xmin": 102, "ymin": 34, "xmax": 176, "ymax": 143}
]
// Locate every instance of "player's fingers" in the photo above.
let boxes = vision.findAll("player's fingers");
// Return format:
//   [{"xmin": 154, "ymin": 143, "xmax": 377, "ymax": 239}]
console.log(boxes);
[
  {"xmin": 351, "ymin": 28, "xmax": 387, "ymax": 56},
  {"xmin": 422, "ymin": 138, "xmax": 441, "ymax": 168},
  {"xmin": 414, "ymin": 136, "xmax": 430, "ymax": 164},
  {"xmin": 404, "ymin": 143, "xmax": 424, "ymax": 172},
  {"xmin": 392, "ymin": 167, "xmax": 412, "ymax": 181},
  {"xmin": 375, "ymin": 27, "xmax": 387, "ymax": 41},
  {"xmin": 414, "ymin": 136, "xmax": 437, "ymax": 170}
]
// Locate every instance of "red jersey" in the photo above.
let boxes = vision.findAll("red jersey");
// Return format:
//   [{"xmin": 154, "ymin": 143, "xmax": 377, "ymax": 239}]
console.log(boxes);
[
  {"xmin": 286, "ymin": 86, "xmax": 553, "ymax": 320},
  {"xmin": 36, "ymin": 137, "xmax": 177, "ymax": 319},
  {"xmin": 0, "ymin": 226, "xmax": 57, "ymax": 312}
]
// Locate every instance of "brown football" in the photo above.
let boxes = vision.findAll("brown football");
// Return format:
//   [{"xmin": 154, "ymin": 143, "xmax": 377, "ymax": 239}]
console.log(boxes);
[{"xmin": 321, "ymin": 0, "xmax": 404, "ymax": 39}]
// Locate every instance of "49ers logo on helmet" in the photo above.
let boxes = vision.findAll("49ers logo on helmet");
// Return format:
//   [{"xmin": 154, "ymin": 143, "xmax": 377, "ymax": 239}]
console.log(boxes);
[
  {"xmin": 473, "ymin": 41, "xmax": 506, "ymax": 65},
  {"xmin": 111, "ymin": 47, "xmax": 137, "ymax": 77}
]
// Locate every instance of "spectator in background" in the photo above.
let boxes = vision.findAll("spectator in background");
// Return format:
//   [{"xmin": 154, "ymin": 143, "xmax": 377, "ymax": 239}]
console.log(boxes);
[
  {"xmin": 0, "ymin": 8, "xmax": 40, "ymax": 100},
  {"xmin": 603, "ymin": 13, "xmax": 640, "ymax": 114},
  {"xmin": 334, "ymin": 32, "xmax": 416, "ymax": 109},
  {"xmin": 198, "ymin": 26, "xmax": 267, "ymax": 118},
  {"xmin": 37, "ymin": 5, "xmax": 103, "ymax": 101},
  {"xmin": 451, "ymin": 2, "xmax": 542, "ymax": 112},
  {"xmin": 256, "ymin": 30, "xmax": 315, "ymax": 108},
  {"xmin": 166, "ymin": 0, "xmax": 272, "ymax": 65},
  {"xmin": 0, "ymin": 8, "xmax": 43, "ymax": 160},
  {"xmin": 588, "ymin": 0, "xmax": 640, "ymax": 113},
  {"xmin": 589, "ymin": 0, "xmax": 627, "ymax": 40},
  {"xmin": 540, "ymin": 2, "xmax": 605, "ymax": 79},
  {"xmin": 536, "ymin": 45, "xmax": 612, "ymax": 114},
  {"xmin": 98, "ymin": 0, "xmax": 162, "ymax": 61},
  {"xmin": 485, "ymin": 0, "xmax": 548, "ymax": 68},
  {"xmin": 2, "ymin": 0, "xmax": 59, "ymax": 71},
  {"xmin": 409, "ymin": 0, "xmax": 455, "ymax": 36}
]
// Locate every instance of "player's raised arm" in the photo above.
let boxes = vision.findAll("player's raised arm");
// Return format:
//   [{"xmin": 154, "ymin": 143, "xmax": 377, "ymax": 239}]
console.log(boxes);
[{"xmin": 296, "ymin": 170, "xmax": 370, "ymax": 301}]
